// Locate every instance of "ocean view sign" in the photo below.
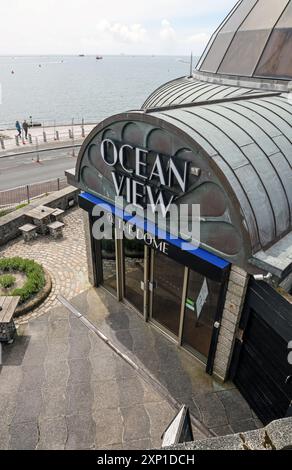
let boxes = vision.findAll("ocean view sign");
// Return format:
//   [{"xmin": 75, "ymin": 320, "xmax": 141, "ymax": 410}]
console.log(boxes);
[{"xmin": 100, "ymin": 139, "xmax": 190, "ymax": 217}]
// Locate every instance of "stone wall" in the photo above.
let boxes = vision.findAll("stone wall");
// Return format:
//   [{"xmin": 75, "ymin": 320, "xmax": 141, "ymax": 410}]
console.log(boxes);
[
  {"xmin": 167, "ymin": 417, "xmax": 292, "ymax": 450},
  {"xmin": 0, "ymin": 186, "xmax": 79, "ymax": 246},
  {"xmin": 213, "ymin": 265, "xmax": 249, "ymax": 381}
]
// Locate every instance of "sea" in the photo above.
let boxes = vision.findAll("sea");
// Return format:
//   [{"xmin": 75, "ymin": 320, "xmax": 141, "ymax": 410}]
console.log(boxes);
[{"xmin": 0, "ymin": 55, "xmax": 191, "ymax": 130}]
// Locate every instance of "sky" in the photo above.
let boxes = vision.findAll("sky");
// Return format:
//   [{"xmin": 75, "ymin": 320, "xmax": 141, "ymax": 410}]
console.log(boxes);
[{"xmin": 0, "ymin": 0, "xmax": 237, "ymax": 55}]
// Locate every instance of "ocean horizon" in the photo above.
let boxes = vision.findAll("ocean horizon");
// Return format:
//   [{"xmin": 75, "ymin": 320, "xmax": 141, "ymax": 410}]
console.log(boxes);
[{"xmin": 0, "ymin": 55, "xmax": 193, "ymax": 130}]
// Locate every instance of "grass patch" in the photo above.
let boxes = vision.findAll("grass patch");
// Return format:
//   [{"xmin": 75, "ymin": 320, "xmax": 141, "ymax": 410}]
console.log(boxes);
[
  {"xmin": 0, "ymin": 209, "xmax": 11, "ymax": 218},
  {"xmin": 0, "ymin": 274, "xmax": 16, "ymax": 289},
  {"xmin": 0, "ymin": 257, "xmax": 45, "ymax": 304},
  {"xmin": 0, "ymin": 203, "xmax": 29, "ymax": 218}
]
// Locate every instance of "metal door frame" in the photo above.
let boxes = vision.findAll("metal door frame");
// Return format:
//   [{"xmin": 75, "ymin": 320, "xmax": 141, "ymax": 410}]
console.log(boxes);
[{"xmin": 148, "ymin": 249, "xmax": 188, "ymax": 344}]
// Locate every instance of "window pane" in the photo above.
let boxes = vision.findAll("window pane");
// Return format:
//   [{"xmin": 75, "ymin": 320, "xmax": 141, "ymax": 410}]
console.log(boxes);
[
  {"xmin": 221, "ymin": 0, "xmax": 258, "ymax": 33},
  {"xmin": 218, "ymin": 30, "xmax": 271, "ymax": 76},
  {"xmin": 182, "ymin": 271, "xmax": 221, "ymax": 361},
  {"xmin": 256, "ymin": 29, "xmax": 292, "ymax": 79},
  {"xmin": 124, "ymin": 238, "xmax": 145, "ymax": 314},
  {"xmin": 101, "ymin": 226, "xmax": 117, "ymax": 294},
  {"xmin": 200, "ymin": 0, "xmax": 258, "ymax": 72},
  {"xmin": 200, "ymin": 32, "xmax": 234, "ymax": 73},
  {"xmin": 277, "ymin": 1, "xmax": 292, "ymax": 28},
  {"xmin": 240, "ymin": 0, "xmax": 289, "ymax": 30},
  {"xmin": 152, "ymin": 253, "xmax": 184, "ymax": 337}
]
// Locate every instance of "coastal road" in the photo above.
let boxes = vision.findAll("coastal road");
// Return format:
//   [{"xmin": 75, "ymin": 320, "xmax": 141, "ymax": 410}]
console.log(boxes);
[{"xmin": 0, "ymin": 147, "xmax": 80, "ymax": 190}]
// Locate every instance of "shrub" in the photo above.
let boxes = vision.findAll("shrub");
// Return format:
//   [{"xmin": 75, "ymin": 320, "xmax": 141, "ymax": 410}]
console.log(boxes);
[
  {"xmin": 0, "ymin": 274, "xmax": 16, "ymax": 289},
  {"xmin": 0, "ymin": 257, "xmax": 45, "ymax": 304}
]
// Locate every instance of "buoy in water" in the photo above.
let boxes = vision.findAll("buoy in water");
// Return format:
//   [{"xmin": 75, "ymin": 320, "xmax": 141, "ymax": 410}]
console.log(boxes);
[{"xmin": 11, "ymin": 70, "xmax": 14, "ymax": 74}]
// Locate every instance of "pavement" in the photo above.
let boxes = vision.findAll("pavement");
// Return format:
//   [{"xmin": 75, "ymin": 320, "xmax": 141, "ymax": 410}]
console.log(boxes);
[
  {"xmin": 0, "ymin": 207, "xmax": 262, "ymax": 450},
  {"xmin": 0, "ymin": 300, "xmax": 179, "ymax": 450},
  {"xmin": 0, "ymin": 123, "xmax": 95, "ymax": 156}
]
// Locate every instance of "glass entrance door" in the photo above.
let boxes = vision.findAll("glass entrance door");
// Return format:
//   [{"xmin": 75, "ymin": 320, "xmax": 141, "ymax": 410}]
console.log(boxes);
[
  {"xmin": 150, "ymin": 251, "xmax": 185, "ymax": 338},
  {"xmin": 123, "ymin": 238, "xmax": 146, "ymax": 315},
  {"xmin": 96, "ymin": 224, "xmax": 118, "ymax": 296},
  {"xmin": 182, "ymin": 270, "xmax": 221, "ymax": 362}
]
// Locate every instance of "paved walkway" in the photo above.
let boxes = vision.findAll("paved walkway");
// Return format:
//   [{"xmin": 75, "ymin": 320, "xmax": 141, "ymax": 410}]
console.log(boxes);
[
  {"xmin": 70, "ymin": 289, "xmax": 262, "ymax": 437},
  {"xmin": 0, "ymin": 208, "xmax": 90, "ymax": 324},
  {"xmin": 0, "ymin": 287, "xmax": 262, "ymax": 450},
  {"xmin": 0, "ymin": 208, "xmax": 262, "ymax": 449},
  {"xmin": 0, "ymin": 299, "xmax": 180, "ymax": 450}
]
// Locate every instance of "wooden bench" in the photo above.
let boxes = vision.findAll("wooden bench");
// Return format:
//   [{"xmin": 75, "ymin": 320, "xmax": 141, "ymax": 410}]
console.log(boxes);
[
  {"xmin": 0, "ymin": 296, "xmax": 20, "ymax": 344},
  {"xmin": 47, "ymin": 221, "xmax": 65, "ymax": 239},
  {"xmin": 19, "ymin": 223, "xmax": 38, "ymax": 242}
]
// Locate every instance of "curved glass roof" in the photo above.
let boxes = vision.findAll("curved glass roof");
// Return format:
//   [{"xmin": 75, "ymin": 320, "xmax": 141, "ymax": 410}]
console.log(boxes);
[{"xmin": 198, "ymin": 0, "xmax": 292, "ymax": 80}]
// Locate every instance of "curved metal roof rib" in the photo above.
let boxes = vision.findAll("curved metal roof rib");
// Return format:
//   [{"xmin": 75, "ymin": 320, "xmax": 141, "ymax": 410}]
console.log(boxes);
[{"xmin": 142, "ymin": 76, "xmax": 274, "ymax": 110}]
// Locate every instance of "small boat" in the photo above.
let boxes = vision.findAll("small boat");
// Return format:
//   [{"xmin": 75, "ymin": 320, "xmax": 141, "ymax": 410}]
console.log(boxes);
[
  {"xmin": 96, "ymin": 56, "xmax": 103, "ymax": 60},
  {"xmin": 78, "ymin": 54, "xmax": 85, "ymax": 57}
]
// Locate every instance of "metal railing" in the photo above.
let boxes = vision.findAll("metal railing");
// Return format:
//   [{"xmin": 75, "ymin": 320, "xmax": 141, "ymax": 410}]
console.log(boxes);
[
  {"xmin": 0, "ymin": 177, "xmax": 68, "ymax": 210},
  {"xmin": 0, "ymin": 121, "xmax": 93, "ymax": 153},
  {"xmin": 0, "ymin": 117, "xmax": 99, "ymax": 132}
]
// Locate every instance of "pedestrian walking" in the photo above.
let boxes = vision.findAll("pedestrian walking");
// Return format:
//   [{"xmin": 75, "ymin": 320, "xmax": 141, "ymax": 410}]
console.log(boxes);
[
  {"xmin": 15, "ymin": 121, "xmax": 21, "ymax": 137},
  {"xmin": 22, "ymin": 120, "xmax": 29, "ymax": 139}
]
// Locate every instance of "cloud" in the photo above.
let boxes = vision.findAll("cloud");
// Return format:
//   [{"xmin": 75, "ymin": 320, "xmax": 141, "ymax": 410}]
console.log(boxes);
[
  {"xmin": 96, "ymin": 19, "xmax": 147, "ymax": 44},
  {"xmin": 160, "ymin": 19, "xmax": 176, "ymax": 42},
  {"xmin": 0, "ymin": 0, "xmax": 237, "ymax": 54},
  {"xmin": 186, "ymin": 32, "xmax": 212, "ymax": 51}
]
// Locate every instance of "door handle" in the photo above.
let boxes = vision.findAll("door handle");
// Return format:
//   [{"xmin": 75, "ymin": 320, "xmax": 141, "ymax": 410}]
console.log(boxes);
[
  {"xmin": 149, "ymin": 282, "xmax": 158, "ymax": 292},
  {"xmin": 285, "ymin": 376, "xmax": 292, "ymax": 385}
]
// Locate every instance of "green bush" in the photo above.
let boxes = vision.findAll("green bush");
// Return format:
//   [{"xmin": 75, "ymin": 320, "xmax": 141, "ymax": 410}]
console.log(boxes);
[
  {"xmin": 0, "ymin": 274, "xmax": 16, "ymax": 289},
  {"xmin": 0, "ymin": 257, "xmax": 45, "ymax": 304}
]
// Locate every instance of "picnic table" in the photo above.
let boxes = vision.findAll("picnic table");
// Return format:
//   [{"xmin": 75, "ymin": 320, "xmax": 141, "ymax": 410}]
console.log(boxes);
[
  {"xmin": 0, "ymin": 296, "xmax": 20, "ymax": 343},
  {"xmin": 26, "ymin": 205, "xmax": 56, "ymax": 235}
]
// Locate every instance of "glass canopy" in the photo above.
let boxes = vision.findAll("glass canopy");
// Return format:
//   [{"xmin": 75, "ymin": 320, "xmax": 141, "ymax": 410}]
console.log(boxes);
[{"xmin": 198, "ymin": 0, "xmax": 292, "ymax": 80}]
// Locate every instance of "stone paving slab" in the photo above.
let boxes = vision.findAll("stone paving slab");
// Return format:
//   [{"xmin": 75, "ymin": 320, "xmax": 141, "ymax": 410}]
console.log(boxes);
[
  {"xmin": 0, "ymin": 299, "xmax": 183, "ymax": 450},
  {"xmin": 69, "ymin": 288, "xmax": 263, "ymax": 437}
]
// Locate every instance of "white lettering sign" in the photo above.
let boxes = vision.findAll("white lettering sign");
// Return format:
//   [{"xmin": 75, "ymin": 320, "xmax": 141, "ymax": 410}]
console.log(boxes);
[{"xmin": 100, "ymin": 139, "xmax": 189, "ymax": 217}]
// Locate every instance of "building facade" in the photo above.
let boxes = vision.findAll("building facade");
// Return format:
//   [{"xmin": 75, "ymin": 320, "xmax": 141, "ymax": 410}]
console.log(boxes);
[{"xmin": 67, "ymin": 0, "xmax": 292, "ymax": 385}]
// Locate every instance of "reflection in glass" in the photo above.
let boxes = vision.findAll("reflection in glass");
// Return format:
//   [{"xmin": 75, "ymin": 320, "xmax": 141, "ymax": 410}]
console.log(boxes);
[
  {"xmin": 218, "ymin": 30, "xmax": 271, "ymax": 77},
  {"xmin": 240, "ymin": 0, "xmax": 289, "ymax": 30},
  {"xmin": 182, "ymin": 271, "xmax": 221, "ymax": 362},
  {"xmin": 101, "ymin": 225, "xmax": 117, "ymax": 294},
  {"xmin": 200, "ymin": 32, "xmax": 235, "ymax": 73},
  {"xmin": 124, "ymin": 238, "xmax": 145, "ymax": 314},
  {"xmin": 151, "ymin": 253, "xmax": 184, "ymax": 337},
  {"xmin": 256, "ymin": 30, "xmax": 292, "ymax": 79},
  {"xmin": 199, "ymin": 0, "xmax": 292, "ymax": 80},
  {"xmin": 200, "ymin": 0, "xmax": 258, "ymax": 73}
]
